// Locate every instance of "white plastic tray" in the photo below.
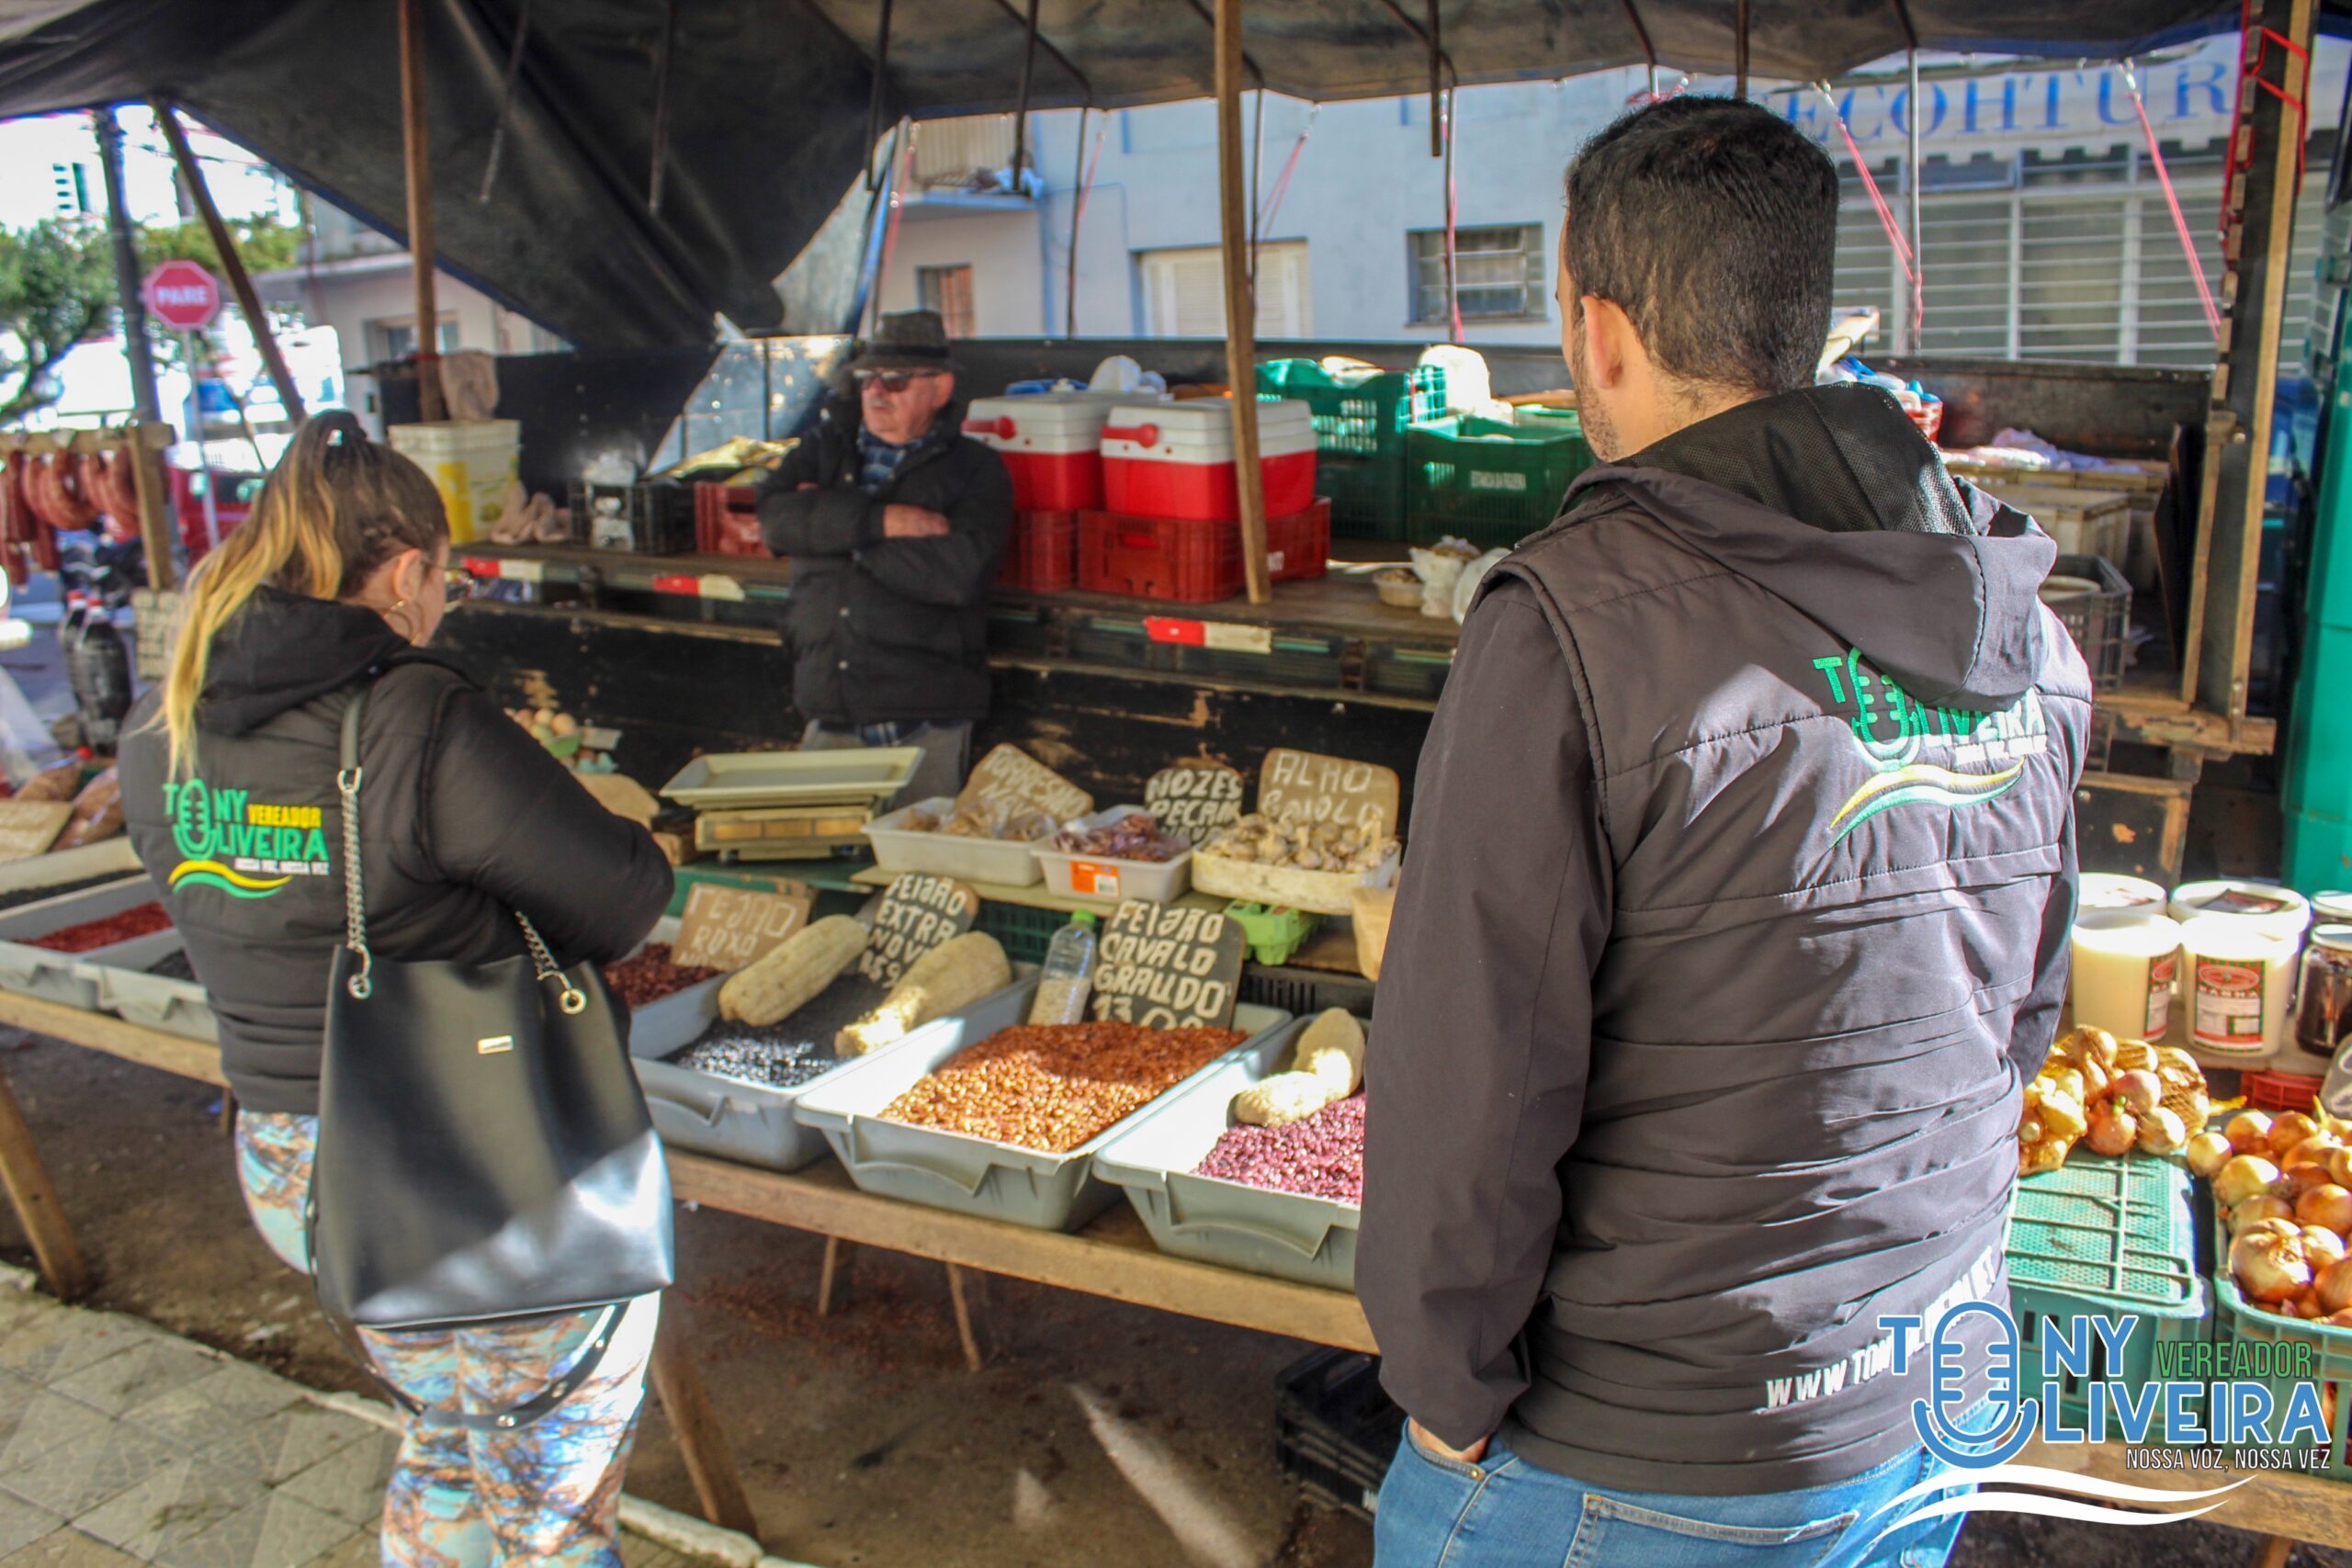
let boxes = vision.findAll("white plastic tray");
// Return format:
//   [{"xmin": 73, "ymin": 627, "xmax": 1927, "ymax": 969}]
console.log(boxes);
[
  {"xmin": 1091, "ymin": 1017, "xmax": 1362, "ymax": 1291},
  {"xmin": 0, "ymin": 877, "xmax": 175, "ymax": 1010},
  {"xmin": 792, "ymin": 980, "xmax": 1290, "ymax": 1232},
  {"xmin": 75, "ymin": 934, "xmax": 214, "ymax": 1040},
  {"xmin": 864, "ymin": 796, "xmax": 1046, "ymax": 886},
  {"xmin": 660, "ymin": 749, "xmax": 921, "ymax": 809},
  {"xmin": 630, "ymin": 963, "xmax": 1035, "ymax": 1172},
  {"xmin": 1030, "ymin": 806, "xmax": 1194, "ymax": 904}
]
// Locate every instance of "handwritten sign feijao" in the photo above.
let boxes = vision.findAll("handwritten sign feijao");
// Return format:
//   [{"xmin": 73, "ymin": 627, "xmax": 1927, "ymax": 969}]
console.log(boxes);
[
  {"xmin": 670, "ymin": 880, "xmax": 815, "ymax": 972},
  {"xmin": 956, "ymin": 743, "xmax": 1092, "ymax": 823},
  {"xmin": 1256, "ymin": 748, "xmax": 1399, "ymax": 838},
  {"xmin": 857, "ymin": 872, "xmax": 978, "ymax": 988},
  {"xmin": 1090, "ymin": 900, "xmax": 1246, "ymax": 1031},
  {"xmin": 0, "ymin": 802, "xmax": 73, "ymax": 864},
  {"xmin": 1146, "ymin": 761, "xmax": 1245, "ymax": 843}
]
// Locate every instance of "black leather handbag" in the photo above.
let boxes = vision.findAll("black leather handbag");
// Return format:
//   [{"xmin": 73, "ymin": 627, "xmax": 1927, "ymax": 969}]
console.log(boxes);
[{"xmin": 308, "ymin": 682, "xmax": 673, "ymax": 1428}]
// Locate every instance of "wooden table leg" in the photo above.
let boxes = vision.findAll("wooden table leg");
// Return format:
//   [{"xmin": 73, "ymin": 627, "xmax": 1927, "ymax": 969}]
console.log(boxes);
[
  {"xmin": 0, "ymin": 1064, "xmax": 85, "ymax": 1302},
  {"xmin": 945, "ymin": 1264, "xmax": 989, "ymax": 1372},
  {"xmin": 647, "ymin": 1298, "xmax": 759, "ymax": 1542},
  {"xmin": 817, "ymin": 1236, "xmax": 851, "ymax": 1317},
  {"xmin": 2249, "ymin": 1535, "xmax": 2292, "ymax": 1568}
]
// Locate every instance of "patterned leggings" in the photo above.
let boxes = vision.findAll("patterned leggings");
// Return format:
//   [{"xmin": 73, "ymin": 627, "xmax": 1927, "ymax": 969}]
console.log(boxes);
[{"xmin": 235, "ymin": 1111, "xmax": 658, "ymax": 1568}]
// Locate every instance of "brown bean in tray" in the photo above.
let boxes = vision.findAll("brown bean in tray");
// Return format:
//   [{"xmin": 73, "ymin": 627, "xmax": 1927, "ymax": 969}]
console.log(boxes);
[
  {"xmin": 663, "ymin": 972, "xmax": 887, "ymax": 1091},
  {"xmin": 881, "ymin": 1021, "xmax": 1244, "ymax": 1153},
  {"xmin": 601, "ymin": 942, "xmax": 719, "ymax": 1008}
]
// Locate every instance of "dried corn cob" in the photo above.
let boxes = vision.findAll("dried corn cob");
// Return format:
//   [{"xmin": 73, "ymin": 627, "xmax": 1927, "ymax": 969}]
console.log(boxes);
[
  {"xmin": 718, "ymin": 915, "xmax": 867, "ymax": 1026},
  {"xmin": 835, "ymin": 931, "xmax": 1012, "ymax": 1055}
]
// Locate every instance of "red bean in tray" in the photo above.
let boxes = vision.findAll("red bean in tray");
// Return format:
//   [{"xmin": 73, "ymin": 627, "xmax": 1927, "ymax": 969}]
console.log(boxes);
[
  {"xmin": 28, "ymin": 902, "xmax": 171, "ymax": 953},
  {"xmin": 601, "ymin": 943, "xmax": 720, "ymax": 1008},
  {"xmin": 1193, "ymin": 1093, "xmax": 1366, "ymax": 1203}
]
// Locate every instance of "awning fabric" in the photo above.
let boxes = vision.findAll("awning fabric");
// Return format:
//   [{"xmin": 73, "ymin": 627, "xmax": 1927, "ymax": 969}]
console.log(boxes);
[{"xmin": 0, "ymin": 1, "xmax": 2320, "ymax": 347}]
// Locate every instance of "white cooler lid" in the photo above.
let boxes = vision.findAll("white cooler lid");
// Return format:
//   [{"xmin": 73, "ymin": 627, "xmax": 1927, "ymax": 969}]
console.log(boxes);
[
  {"xmin": 965, "ymin": 391, "xmax": 1161, "ymax": 454},
  {"xmin": 1101, "ymin": 398, "xmax": 1315, "ymax": 460}
]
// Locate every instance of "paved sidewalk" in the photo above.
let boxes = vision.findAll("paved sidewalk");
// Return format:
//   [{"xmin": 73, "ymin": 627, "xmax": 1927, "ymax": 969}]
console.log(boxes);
[{"xmin": 0, "ymin": 1270, "xmax": 725, "ymax": 1568}]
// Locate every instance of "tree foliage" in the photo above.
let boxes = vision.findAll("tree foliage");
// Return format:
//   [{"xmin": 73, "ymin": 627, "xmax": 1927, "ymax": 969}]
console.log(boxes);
[
  {"xmin": 0, "ymin": 220, "xmax": 116, "ymax": 426},
  {"xmin": 137, "ymin": 216, "xmax": 300, "ymax": 278}
]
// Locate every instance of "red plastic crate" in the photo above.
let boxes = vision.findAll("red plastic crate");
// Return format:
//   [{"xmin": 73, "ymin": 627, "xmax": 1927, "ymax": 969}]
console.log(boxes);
[
  {"xmin": 1077, "ymin": 500, "xmax": 1330, "ymax": 604},
  {"xmin": 694, "ymin": 482, "xmax": 764, "ymax": 557},
  {"xmin": 998, "ymin": 509, "xmax": 1079, "ymax": 592},
  {"xmin": 2244, "ymin": 1068, "xmax": 2325, "ymax": 1113}
]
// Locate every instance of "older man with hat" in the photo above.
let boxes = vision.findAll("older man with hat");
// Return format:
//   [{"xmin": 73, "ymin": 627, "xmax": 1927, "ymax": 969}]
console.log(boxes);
[{"xmin": 758, "ymin": 310, "xmax": 1013, "ymax": 805}]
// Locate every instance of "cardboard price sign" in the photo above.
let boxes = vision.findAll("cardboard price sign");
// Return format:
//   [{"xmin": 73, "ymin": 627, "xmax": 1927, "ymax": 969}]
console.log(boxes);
[
  {"xmin": 956, "ymin": 743, "xmax": 1092, "ymax": 823},
  {"xmin": 1145, "ymin": 761, "xmax": 1245, "ymax": 843},
  {"xmin": 1090, "ymin": 901, "xmax": 1246, "ymax": 1031},
  {"xmin": 670, "ymin": 880, "xmax": 815, "ymax": 972},
  {"xmin": 0, "ymin": 802, "xmax": 72, "ymax": 864},
  {"xmin": 1257, "ymin": 749, "xmax": 1400, "ymax": 837},
  {"xmin": 857, "ymin": 872, "xmax": 979, "ymax": 988}
]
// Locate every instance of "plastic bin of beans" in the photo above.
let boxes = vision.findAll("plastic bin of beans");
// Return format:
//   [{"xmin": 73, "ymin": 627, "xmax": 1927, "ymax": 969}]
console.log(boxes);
[
  {"xmin": 631, "ymin": 962, "xmax": 1034, "ymax": 1174},
  {"xmin": 794, "ymin": 979, "xmax": 1293, "ymax": 1230},
  {"xmin": 0, "ymin": 878, "xmax": 181, "ymax": 1010},
  {"xmin": 600, "ymin": 942, "xmax": 719, "ymax": 1008},
  {"xmin": 1093, "ymin": 1016, "xmax": 1365, "ymax": 1289},
  {"xmin": 75, "ymin": 936, "xmax": 217, "ymax": 1043}
]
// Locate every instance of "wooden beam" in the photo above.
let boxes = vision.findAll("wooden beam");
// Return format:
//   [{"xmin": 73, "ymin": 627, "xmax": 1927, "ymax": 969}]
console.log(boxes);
[
  {"xmin": 0, "ymin": 987, "xmax": 223, "ymax": 1086},
  {"xmin": 151, "ymin": 103, "xmax": 305, "ymax": 424},
  {"xmin": 647, "ymin": 1300, "xmax": 761, "ymax": 1540},
  {"xmin": 1215, "ymin": 0, "xmax": 1272, "ymax": 605},
  {"xmin": 398, "ymin": 0, "xmax": 446, "ymax": 423},
  {"xmin": 0, "ymin": 1066, "xmax": 85, "ymax": 1303},
  {"xmin": 128, "ymin": 421, "xmax": 175, "ymax": 593},
  {"xmin": 2194, "ymin": 0, "xmax": 2315, "ymax": 717}
]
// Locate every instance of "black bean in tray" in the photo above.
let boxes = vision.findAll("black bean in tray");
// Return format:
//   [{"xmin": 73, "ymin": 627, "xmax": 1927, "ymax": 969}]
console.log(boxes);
[{"xmin": 663, "ymin": 973, "xmax": 887, "ymax": 1091}]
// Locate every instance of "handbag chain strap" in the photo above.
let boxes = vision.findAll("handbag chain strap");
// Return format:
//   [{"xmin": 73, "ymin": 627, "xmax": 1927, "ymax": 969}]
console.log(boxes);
[{"xmin": 336, "ymin": 685, "xmax": 586, "ymax": 1016}]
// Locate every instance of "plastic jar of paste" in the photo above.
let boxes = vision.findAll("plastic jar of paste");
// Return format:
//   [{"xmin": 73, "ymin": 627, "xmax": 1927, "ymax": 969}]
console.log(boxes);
[
  {"xmin": 2069, "ymin": 911, "xmax": 2183, "ymax": 1043},
  {"xmin": 2168, "ymin": 880, "xmax": 2312, "ymax": 945},
  {"xmin": 2180, "ymin": 915, "xmax": 2298, "ymax": 1064},
  {"xmin": 2080, "ymin": 874, "xmax": 2169, "ymax": 915}
]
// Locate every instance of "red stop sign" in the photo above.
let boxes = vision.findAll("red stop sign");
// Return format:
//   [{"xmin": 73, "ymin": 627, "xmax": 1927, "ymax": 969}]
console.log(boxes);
[{"xmin": 142, "ymin": 259, "xmax": 221, "ymax": 332}]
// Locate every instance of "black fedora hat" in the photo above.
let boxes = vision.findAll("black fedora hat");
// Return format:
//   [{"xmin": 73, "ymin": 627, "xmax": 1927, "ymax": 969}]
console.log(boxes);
[{"xmin": 847, "ymin": 310, "xmax": 955, "ymax": 374}]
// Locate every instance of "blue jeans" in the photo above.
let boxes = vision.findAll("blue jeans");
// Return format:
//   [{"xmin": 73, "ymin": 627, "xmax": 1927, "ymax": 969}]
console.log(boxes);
[{"xmin": 1372, "ymin": 1427, "xmax": 1970, "ymax": 1568}]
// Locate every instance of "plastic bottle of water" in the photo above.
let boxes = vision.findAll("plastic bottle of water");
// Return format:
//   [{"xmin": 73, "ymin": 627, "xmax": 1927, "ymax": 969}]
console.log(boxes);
[{"xmin": 1028, "ymin": 911, "xmax": 1100, "ymax": 1024}]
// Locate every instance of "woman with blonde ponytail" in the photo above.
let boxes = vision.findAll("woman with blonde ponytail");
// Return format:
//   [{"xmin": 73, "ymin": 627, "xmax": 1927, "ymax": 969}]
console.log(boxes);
[{"xmin": 120, "ymin": 413, "xmax": 675, "ymax": 1567}]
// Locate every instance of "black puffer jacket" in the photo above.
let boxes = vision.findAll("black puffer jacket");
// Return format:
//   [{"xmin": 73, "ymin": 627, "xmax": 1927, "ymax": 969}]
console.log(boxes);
[
  {"xmin": 119, "ymin": 591, "xmax": 673, "ymax": 1115},
  {"xmin": 756, "ymin": 399, "xmax": 1012, "ymax": 726}
]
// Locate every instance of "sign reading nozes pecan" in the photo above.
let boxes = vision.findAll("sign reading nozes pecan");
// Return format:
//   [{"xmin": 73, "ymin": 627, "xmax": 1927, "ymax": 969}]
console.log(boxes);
[
  {"xmin": 856, "ymin": 872, "xmax": 979, "ymax": 988},
  {"xmin": 955, "ymin": 743, "xmax": 1093, "ymax": 823},
  {"xmin": 1256, "ymin": 749, "xmax": 1400, "ymax": 838},
  {"xmin": 1145, "ymin": 761, "xmax": 1245, "ymax": 841},
  {"xmin": 1090, "ymin": 900, "xmax": 1246, "ymax": 1031}
]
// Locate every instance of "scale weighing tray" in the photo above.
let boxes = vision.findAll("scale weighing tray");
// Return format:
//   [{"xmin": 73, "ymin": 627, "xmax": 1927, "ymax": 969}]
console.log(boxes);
[{"xmin": 659, "ymin": 748, "xmax": 922, "ymax": 810}]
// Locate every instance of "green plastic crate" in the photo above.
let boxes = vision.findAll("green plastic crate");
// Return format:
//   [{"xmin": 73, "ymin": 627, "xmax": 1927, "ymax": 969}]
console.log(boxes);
[
  {"xmin": 2007, "ymin": 1152, "xmax": 2207, "ymax": 1426},
  {"xmin": 1258, "ymin": 361, "xmax": 1447, "ymax": 541},
  {"xmin": 977, "ymin": 899, "xmax": 1068, "ymax": 965},
  {"xmin": 1406, "ymin": 413, "xmax": 1593, "ymax": 553},
  {"xmin": 2210, "ymin": 1193, "xmax": 2352, "ymax": 1477}
]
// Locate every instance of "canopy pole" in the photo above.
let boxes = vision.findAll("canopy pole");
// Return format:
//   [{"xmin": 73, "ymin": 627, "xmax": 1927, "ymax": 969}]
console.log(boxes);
[
  {"xmin": 1215, "ymin": 0, "xmax": 1271, "ymax": 605},
  {"xmin": 153, "ymin": 101, "xmax": 306, "ymax": 424},
  {"xmin": 648, "ymin": 0, "xmax": 678, "ymax": 213},
  {"xmin": 1734, "ymin": 0, "xmax": 1749, "ymax": 98},
  {"xmin": 90, "ymin": 108, "xmax": 160, "ymax": 424},
  {"xmin": 1905, "ymin": 46, "xmax": 1922, "ymax": 347},
  {"xmin": 1012, "ymin": 0, "xmax": 1041, "ymax": 192},
  {"xmin": 476, "ymin": 0, "xmax": 532, "ymax": 202},
  {"xmin": 398, "ymin": 0, "xmax": 445, "ymax": 422},
  {"xmin": 1616, "ymin": 0, "xmax": 1658, "ymax": 99},
  {"xmin": 1426, "ymin": 0, "xmax": 1444, "ymax": 156},
  {"xmin": 1065, "ymin": 106, "xmax": 1089, "ymax": 337},
  {"xmin": 865, "ymin": 0, "xmax": 894, "ymax": 191}
]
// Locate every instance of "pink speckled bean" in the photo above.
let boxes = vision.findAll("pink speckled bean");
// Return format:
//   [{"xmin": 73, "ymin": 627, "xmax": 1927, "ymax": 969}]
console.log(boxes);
[{"xmin": 1193, "ymin": 1094, "xmax": 1365, "ymax": 1203}]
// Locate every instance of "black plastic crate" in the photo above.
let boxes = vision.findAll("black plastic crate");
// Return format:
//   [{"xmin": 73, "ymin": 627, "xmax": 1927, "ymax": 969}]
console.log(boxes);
[
  {"xmin": 1239, "ymin": 964, "xmax": 1375, "ymax": 1018},
  {"xmin": 1276, "ymin": 1348, "xmax": 1399, "ymax": 1522},
  {"xmin": 977, "ymin": 899, "xmax": 1067, "ymax": 965}
]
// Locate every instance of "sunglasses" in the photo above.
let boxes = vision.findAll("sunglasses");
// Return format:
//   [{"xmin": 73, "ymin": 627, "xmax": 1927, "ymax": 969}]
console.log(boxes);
[{"xmin": 854, "ymin": 368, "xmax": 944, "ymax": 394}]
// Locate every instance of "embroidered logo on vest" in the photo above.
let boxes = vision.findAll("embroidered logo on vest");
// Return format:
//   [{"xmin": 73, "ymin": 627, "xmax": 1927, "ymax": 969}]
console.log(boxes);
[
  {"xmin": 1811, "ymin": 650, "xmax": 2048, "ymax": 843},
  {"xmin": 162, "ymin": 781, "xmax": 332, "ymax": 899}
]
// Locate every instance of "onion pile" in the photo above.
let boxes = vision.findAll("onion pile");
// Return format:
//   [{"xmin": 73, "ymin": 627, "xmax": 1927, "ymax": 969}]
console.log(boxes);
[
  {"xmin": 2209, "ymin": 1108, "xmax": 2352, "ymax": 1325},
  {"xmin": 2019, "ymin": 1027, "xmax": 2211, "ymax": 1176}
]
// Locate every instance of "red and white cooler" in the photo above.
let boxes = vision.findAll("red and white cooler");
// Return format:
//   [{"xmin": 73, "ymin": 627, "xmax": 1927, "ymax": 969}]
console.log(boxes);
[
  {"xmin": 1099, "ymin": 399, "xmax": 1317, "ymax": 523},
  {"xmin": 963, "ymin": 391, "xmax": 1156, "ymax": 512}
]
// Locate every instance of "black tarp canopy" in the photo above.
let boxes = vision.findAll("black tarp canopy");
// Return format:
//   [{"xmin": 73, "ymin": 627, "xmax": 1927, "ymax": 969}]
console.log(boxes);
[{"xmin": 0, "ymin": 1, "xmax": 2325, "ymax": 348}]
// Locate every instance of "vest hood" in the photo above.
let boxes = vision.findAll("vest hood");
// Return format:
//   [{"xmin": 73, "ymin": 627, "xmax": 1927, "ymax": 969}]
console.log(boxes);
[
  {"xmin": 1559, "ymin": 383, "xmax": 2056, "ymax": 713},
  {"xmin": 195, "ymin": 589, "xmax": 433, "ymax": 737}
]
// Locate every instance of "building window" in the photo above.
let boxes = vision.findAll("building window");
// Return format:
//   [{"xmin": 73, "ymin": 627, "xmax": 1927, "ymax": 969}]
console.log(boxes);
[
  {"xmin": 918, "ymin": 265, "xmax": 978, "ymax": 337},
  {"xmin": 50, "ymin": 162, "xmax": 90, "ymax": 217},
  {"xmin": 1408, "ymin": 224, "xmax": 1545, "ymax": 323},
  {"xmin": 366, "ymin": 318, "xmax": 462, "ymax": 365},
  {"xmin": 1138, "ymin": 242, "xmax": 1312, "ymax": 338}
]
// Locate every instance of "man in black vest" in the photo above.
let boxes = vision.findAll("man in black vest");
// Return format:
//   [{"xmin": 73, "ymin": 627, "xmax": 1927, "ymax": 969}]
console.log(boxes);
[
  {"xmin": 1359, "ymin": 96, "xmax": 2087, "ymax": 1567},
  {"xmin": 759, "ymin": 310, "xmax": 1012, "ymax": 805}
]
